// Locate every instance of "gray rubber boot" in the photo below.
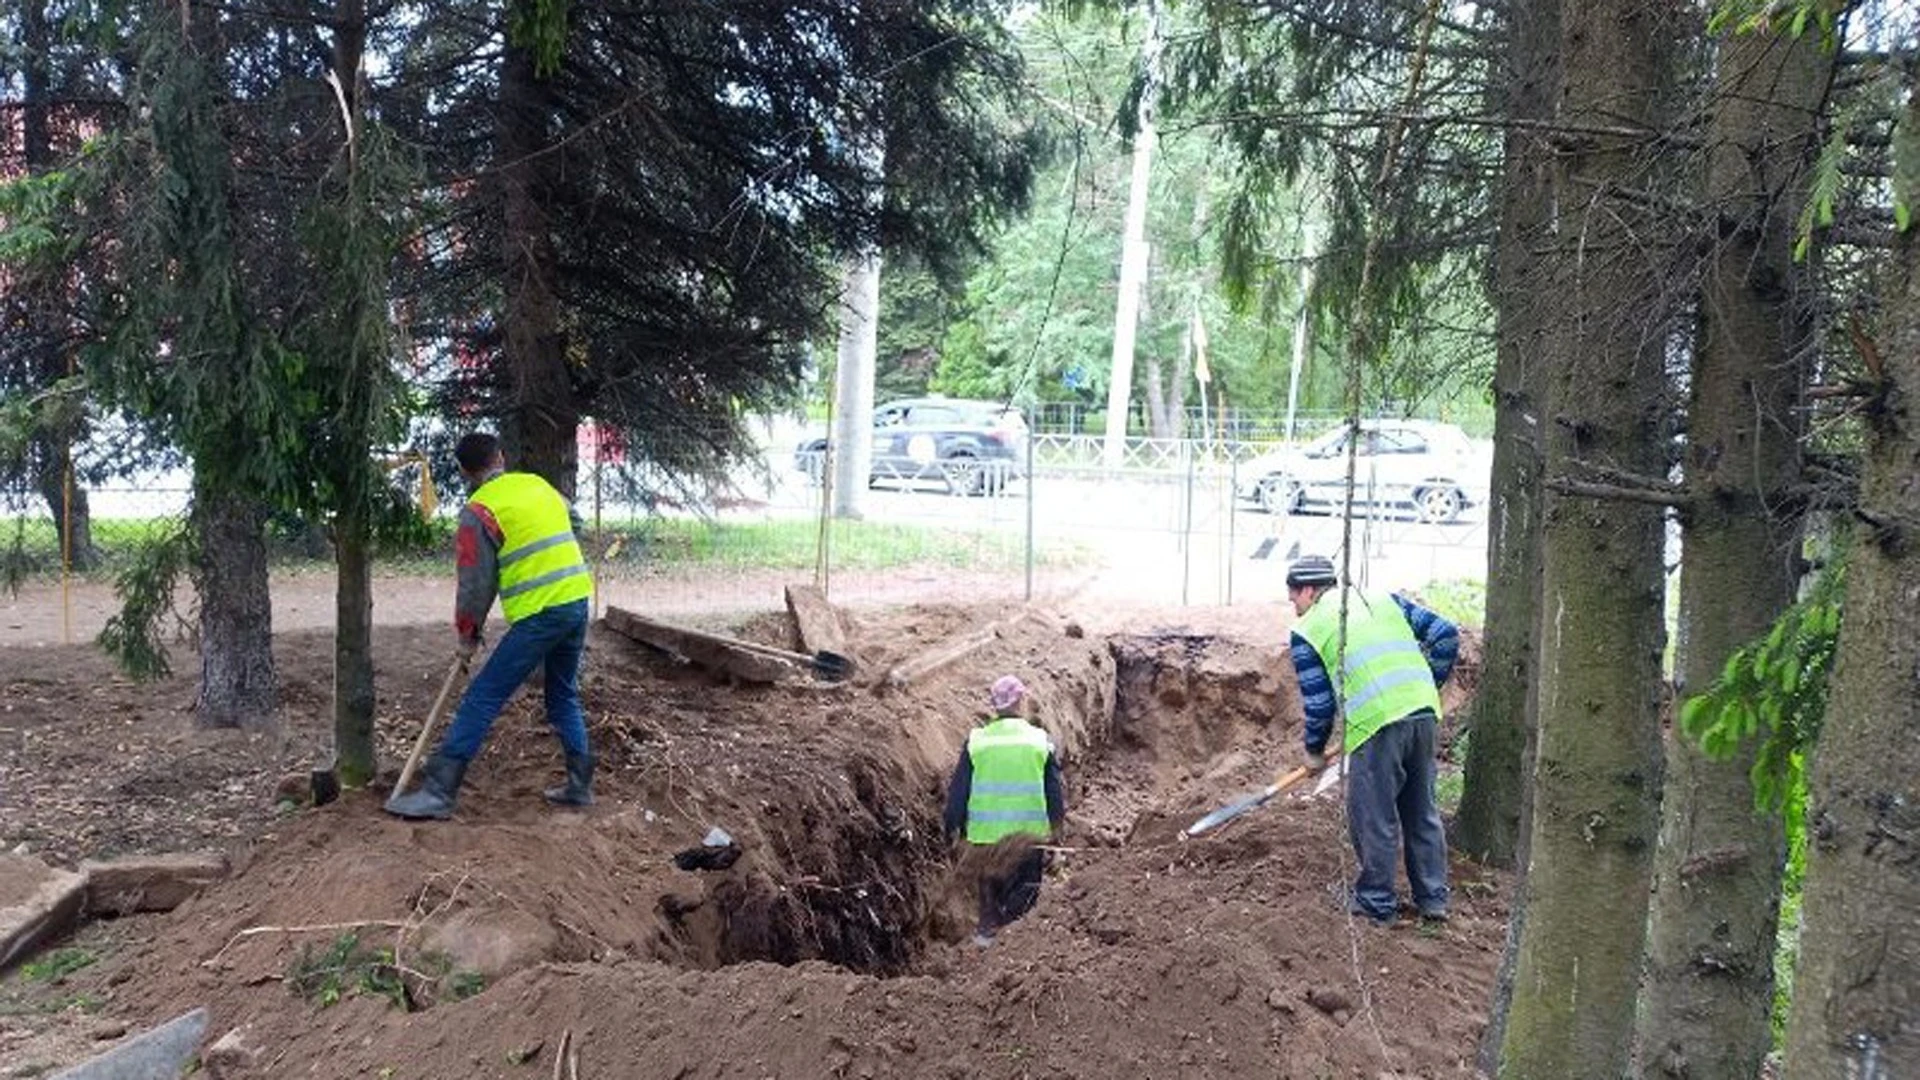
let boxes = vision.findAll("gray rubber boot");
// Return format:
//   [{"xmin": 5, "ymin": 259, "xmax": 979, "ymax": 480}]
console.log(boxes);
[
  {"xmin": 384, "ymin": 755, "xmax": 468, "ymax": 820},
  {"xmin": 543, "ymin": 751, "xmax": 594, "ymax": 807}
]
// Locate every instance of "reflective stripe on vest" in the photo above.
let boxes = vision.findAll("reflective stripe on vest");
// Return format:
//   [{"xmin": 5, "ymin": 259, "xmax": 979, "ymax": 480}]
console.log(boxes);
[
  {"xmin": 1295, "ymin": 592, "xmax": 1442, "ymax": 753},
  {"xmin": 965, "ymin": 718, "xmax": 1053, "ymax": 845},
  {"xmin": 468, "ymin": 472, "xmax": 592, "ymax": 623}
]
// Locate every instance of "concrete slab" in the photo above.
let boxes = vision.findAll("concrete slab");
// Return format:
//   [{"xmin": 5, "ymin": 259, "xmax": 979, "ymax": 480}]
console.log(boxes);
[
  {"xmin": 48, "ymin": 1007, "xmax": 208, "ymax": 1080},
  {"xmin": 0, "ymin": 852, "xmax": 88, "ymax": 971}
]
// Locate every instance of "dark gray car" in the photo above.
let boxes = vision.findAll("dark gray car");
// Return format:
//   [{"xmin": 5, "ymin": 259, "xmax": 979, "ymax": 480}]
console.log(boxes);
[{"xmin": 796, "ymin": 398, "xmax": 1028, "ymax": 496}]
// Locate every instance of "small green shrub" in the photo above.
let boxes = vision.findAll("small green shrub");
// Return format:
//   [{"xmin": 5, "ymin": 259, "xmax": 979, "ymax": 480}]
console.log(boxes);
[{"xmin": 285, "ymin": 932, "xmax": 484, "ymax": 1013}]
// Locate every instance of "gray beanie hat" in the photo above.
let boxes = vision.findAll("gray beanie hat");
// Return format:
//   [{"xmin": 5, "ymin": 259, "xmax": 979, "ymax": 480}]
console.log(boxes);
[{"xmin": 1285, "ymin": 554, "xmax": 1339, "ymax": 588}]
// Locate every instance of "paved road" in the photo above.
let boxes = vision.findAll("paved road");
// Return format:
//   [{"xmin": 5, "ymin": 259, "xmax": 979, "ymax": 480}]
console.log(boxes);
[{"xmin": 645, "ymin": 455, "xmax": 1492, "ymax": 607}]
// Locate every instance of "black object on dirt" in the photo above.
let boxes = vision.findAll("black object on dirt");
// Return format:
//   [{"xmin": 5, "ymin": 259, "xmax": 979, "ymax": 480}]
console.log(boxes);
[
  {"xmin": 673, "ymin": 844, "xmax": 741, "ymax": 872},
  {"xmin": 673, "ymin": 829, "xmax": 742, "ymax": 872},
  {"xmin": 310, "ymin": 769, "xmax": 340, "ymax": 808}
]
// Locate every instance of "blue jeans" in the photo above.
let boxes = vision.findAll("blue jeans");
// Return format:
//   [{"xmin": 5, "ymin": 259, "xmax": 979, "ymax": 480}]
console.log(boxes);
[
  {"xmin": 440, "ymin": 599, "xmax": 590, "ymax": 764},
  {"xmin": 1346, "ymin": 710, "xmax": 1449, "ymax": 919}
]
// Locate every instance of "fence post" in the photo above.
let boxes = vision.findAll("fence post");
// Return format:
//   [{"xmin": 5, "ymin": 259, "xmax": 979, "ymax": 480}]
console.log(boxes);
[
  {"xmin": 1181, "ymin": 440, "xmax": 1195, "ymax": 607},
  {"xmin": 592, "ymin": 459, "xmax": 603, "ymax": 622},
  {"xmin": 1226, "ymin": 455, "xmax": 1237, "ymax": 606},
  {"xmin": 1024, "ymin": 431, "xmax": 1035, "ymax": 603}
]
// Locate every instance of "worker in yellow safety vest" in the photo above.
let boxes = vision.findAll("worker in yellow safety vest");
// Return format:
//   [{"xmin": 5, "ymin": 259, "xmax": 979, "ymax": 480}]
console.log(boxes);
[
  {"xmin": 943, "ymin": 675, "xmax": 1066, "ymax": 946},
  {"xmin": 387, "ymin": 432, "xmax": 595, "ymax": 820},
  {"xmin": 1285, "ymin": 555, "xmax": 1458, "ymax": 925}
]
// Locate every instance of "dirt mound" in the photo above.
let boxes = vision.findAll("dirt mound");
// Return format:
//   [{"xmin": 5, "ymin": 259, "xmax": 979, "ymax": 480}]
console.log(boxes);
[{"xmin": 2, "ymin": 601, "xmax": 1508, "ymax": 1078}]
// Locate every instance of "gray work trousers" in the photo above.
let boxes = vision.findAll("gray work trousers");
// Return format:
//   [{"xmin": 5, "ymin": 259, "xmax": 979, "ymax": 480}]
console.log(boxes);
[{"xmin": 1346, "ymin": 710, "xmax": 1449, "ymax": 919}]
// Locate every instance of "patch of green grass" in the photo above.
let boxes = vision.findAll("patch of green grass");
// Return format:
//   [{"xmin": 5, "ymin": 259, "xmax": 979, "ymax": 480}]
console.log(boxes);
[
  {"xmin": 1414, "ymin": 578, "xmax": 1485, "ymax": 631},
  {"xmin": 442, "ymin": 968, "xmax": 487, "ymax": 1002},
  {"xmin": 4, "ymin": 507, "xmax": 1097, "ymax": 583},
  {"xmin": 600, "ymin": 516, "xmax": 1090, "ymax": 574},
  {"xmin": 1435, "ymin": 765, "xmax": 1465, "ymax": 815},
  {"xmin": 287, "ymin": 933, "xmax": 406, "ymax": 1010},
  {"xmin": 19, "ymin": 948, "xmax": 96, "ymax": 984}
]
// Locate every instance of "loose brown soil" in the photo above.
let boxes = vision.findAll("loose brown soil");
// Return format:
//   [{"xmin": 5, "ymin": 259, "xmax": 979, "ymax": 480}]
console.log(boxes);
[{"xmin": 2, "ymin": 592, "xmax": 1501, "ymax": 1079}]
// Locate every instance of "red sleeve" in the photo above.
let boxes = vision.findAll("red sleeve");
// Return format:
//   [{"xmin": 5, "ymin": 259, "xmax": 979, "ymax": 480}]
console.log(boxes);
[{"xmin": 454, "ymin": 505, "xmax": 503, "ymax": 639}]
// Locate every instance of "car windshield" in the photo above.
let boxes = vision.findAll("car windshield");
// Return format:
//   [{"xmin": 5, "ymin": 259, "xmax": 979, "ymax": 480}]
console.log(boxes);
[{"xmin": 1304, "ymin": 428, "xmax": 1346, "ymax": 458}]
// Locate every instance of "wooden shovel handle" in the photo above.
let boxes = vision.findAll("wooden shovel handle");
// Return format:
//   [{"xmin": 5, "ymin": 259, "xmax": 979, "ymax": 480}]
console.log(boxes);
[
  {"xmin": 1266, "ymin": 764, "xmax": 1313, "ymax": 795},
  {"xmin": 394, "ymin": 654, "xmax": 468, "ymax": 795},
  {"xmin": 1269, "ymin": 753, "xmax": 1341, "ymax": 793}
]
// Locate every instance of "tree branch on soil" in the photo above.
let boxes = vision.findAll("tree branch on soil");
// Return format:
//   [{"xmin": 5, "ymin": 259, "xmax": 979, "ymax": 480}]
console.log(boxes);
[{"xmin": 202, "ymin": 919, "xmax": 411, "ymax": 969}]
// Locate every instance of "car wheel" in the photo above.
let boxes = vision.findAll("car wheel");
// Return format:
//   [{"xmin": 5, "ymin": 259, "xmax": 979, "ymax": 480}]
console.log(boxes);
[
  {"xmin": 1415, "ymin": 486, "xmax": 1463, "ymax": 524},
  {"xmin": 943, "ymin": 455, "xmax": 985, "ymax": 496},
  {"xmin": 1257, "ymin": 477, "xmax": 1302, "ymax": 516}
]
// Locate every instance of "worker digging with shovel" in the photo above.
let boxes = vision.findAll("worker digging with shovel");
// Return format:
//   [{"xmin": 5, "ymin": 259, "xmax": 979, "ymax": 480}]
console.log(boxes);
[
  {"xmin": 386, "ymin": 432, "xmax": 596, "ymax": 820},
  {"xmin": 1284, "ymin": 555, "xmax": 1458, "ymax": 925},
  {"xmin": 943, "ymin": 675, "xmax": 1066, "ymax": 947}
]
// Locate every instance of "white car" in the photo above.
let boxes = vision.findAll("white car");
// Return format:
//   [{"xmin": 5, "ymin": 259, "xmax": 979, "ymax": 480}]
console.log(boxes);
[{"xmin": 1235, "ymin": 420, "xmax": 1483, "ymax": 524}]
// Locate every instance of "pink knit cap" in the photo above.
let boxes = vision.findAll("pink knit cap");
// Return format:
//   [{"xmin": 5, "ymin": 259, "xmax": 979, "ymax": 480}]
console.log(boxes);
[{"xmin": 988, "ymin": 674, "xmax": 1027, "ymax": 712}]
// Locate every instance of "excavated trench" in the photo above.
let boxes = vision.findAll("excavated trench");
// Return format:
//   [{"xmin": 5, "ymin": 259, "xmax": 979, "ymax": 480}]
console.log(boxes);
[{"xmin": 647, "ymin": 630, "xmax": 1293, "ymax": 976}]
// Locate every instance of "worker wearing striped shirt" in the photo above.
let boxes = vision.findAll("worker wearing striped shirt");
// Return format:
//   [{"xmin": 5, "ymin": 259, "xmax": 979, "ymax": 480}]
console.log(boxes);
[
  {"xmin": 1286, "ymin": 555, "xmax": 1457, "ymax": 925},
  {"xmin": 387, "ymin": 432, "xmax": 595, "ymax": 820},
  {"xmin": 943, "ymin": 675, "xmax": 1066, "ymax": 946}
]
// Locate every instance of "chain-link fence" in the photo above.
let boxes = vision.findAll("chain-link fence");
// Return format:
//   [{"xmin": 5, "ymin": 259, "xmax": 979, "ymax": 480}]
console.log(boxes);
[
  {"xmin": 573, "ymin": 416, "xmax": 1493, "ymax": 616},
  {"xmin": 3, "ymin": 419, "xmax": 1495, "ymax": 642}
]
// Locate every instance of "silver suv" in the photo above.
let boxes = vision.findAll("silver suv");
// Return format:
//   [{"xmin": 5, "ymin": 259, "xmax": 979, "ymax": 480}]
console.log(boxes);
[{"xmin": 1234, "ymin": 420, "xmax": 1483, "ymax": 523}]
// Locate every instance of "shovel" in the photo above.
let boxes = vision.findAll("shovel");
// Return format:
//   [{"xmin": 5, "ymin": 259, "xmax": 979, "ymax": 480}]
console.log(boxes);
[
  {"xmin": 1184, "ymin": 755, "xmax": 1341, "ymax": 838},
  {"xmin": 1308, "ymin": 756, "xmax": 1347, "ymax": 798},
  {"xmin": 729, "ymin": 638, "xmax": 854, "ymax": 681},
  {"xmin": 392, "ymin": 653, "xmax": 470, "ymax": 798}
]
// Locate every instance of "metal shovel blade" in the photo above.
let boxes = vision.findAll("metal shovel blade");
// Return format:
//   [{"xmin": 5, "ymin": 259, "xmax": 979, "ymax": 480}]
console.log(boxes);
[
  {"xmin": 1309, "ymin": 759, "xmax": 1345, "ymax": 798},
  {"xmin": 1185, "ymin": 764, "xmax": 1313, "ymax": 838},
  {"xmin": 1183, "ymin": 787, "xmax": 1278, "ymax": 838}
]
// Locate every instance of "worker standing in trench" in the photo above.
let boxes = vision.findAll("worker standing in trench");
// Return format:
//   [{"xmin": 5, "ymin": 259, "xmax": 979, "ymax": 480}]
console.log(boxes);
[
  {"xmin": 943, "ymin": 675, "xmax": 1067, "ymax": 946},
  {"xmin": 387, "ymin": 432, "xmax": 596, "ymax": 820},
  {"xmin": 1285, "ymin": 555, "xmax": 1458, "ymax": 924}
]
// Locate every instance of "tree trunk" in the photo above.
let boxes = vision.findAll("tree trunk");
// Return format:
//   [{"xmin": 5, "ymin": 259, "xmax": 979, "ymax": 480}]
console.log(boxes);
[
  {"xmin": 192, "ymin": 485, "xmax": 277, "ymax": 730},
  {"xmin": 1638, "ymin": 27, "xmax": 1827, "ymax": 1079},
  {"xmin": 34, "ymin": 442, "xmax": 99, "ymax": 572},
  {"xmin": 333, "ymin": 511, "xmax": 377, "ymax": 786},
  {"xmin": 21, "ymin": 0, "xmax": 98, "ymax": 573},
  {"xmin": 1100, "ymin": 0, "xmax": 1160, "ymax": 469},
  {"xmin": 498, "ymin": 37, "xmax": 576, "ymax": 498},
  {"xmin": 327, "ymin": 0, "xmax": 378, "ymax": 790},
  {"xmin": 1144, "ymin": 354, "xmax": 1171, "ymax": 438},
  {"xmin": 1498, "ymin": 0, "xmax": 1679, "ymax": 1072},
  {"xmin": 1779, "ymin": 90, "xmax": 1920, "ymax": 1080},
  {"xmin": 1469, "ymin": 2, "xmax": 1559, "ymax": 1067},
  {"xmin": 832, "ymin": 250, "xmax": 881, "ymax": 519},
  {"xmin": 1455, "ymin": 0, "xmax": 1559, "ymax": 871}
]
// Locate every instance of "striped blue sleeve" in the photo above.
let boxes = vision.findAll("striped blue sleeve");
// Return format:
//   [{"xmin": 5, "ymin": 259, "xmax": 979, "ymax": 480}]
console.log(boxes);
[
  {"xmin": 1290, "ymin": 631, "xmax": 1338, "ymax": 755},
  {"xmin": 1393, "ymin": 593, "xmax": 1459, "ymax": 686}
]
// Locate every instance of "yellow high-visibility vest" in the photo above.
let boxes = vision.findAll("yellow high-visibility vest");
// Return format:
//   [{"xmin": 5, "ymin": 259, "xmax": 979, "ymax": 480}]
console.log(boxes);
[
  {"xmin": 1295, "ymin": 592, "xmax": 1441, "ymax": 753},
  {"xmin": 965, "ymin": 717, "xmax": 1053, "ymax": 845},
  {"xmin": 468, "ymin": 472, "xmax": 591, "ymax": 622}
]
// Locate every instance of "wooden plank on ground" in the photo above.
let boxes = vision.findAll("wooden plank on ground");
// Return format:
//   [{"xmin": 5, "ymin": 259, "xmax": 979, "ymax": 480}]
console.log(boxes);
[
  {"xmin": 81, "ymin": 852, "xmax": 230, "ymax": 916},
  {"xmin": 0, "ymin": 853, "xmax": 87, "ymax": 972},
  {"xmin": 602, "ymin": 607, "xmax": 803, "ymax": 684},
  {"xmin": 885, "ymin": 620, "xmax": 1009, "ymax": 689},
  {"xmin": 783, "ymin": 584, "xmax": 850, "ymax": 660}
]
